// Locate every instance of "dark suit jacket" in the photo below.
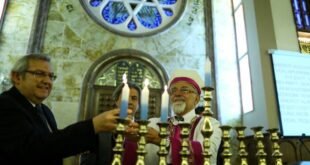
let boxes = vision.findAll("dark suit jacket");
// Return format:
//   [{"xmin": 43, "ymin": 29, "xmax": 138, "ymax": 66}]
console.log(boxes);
[
  {"xmin": 80, "ymin": 132, "xmax": 138, "ymax": 165},
  {"xmin": 0, "ymin": 87, "xmax": 98, "ymax": 165},
  {"xmin": 80, "ymin": 133, "xmax": 114, "ymax": 165}
]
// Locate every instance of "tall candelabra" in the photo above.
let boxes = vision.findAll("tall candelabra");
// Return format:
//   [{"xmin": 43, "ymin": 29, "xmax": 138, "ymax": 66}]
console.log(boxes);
[
  {"xmin": 251, "ymin": 126, "xmax": 267, "ymax": 165},
  {"xmin": 220, "ymin": 125, "xmax": 232, "ymax": 165},
  {"xmin": 157, "ymin": 122, "xmax": 169, "ymax": 165},
  {"xmin": 201, "ymin": 86, "xmax": 214, "ymax": 165},
  {"xmin": 135, "ymin": 120, "xmax": 149, "ymax": 165},
  {"xmin": 267, "ymin": 128, "xmax": 283, "ymax": 165},
  {"xmin": 112, "ymin": 118, "xmax": 127, "ymax": 165},
  {"xmin": 235, "ymin": 126, "xmax": 248, "ymax": 165},
  {"xmin": 179, "ymin": 123, "xmax": 191, "ymax": 165}
]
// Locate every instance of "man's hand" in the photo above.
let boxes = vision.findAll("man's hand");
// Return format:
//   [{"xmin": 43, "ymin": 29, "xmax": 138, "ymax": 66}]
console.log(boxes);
[
  {"xmin": 92, "ymin": 108, "xmax": 133, "ymax": 133},
  {"xmin": 124, "ymin": 121, "xmax": 140, "ymax": 141},
  {"xmin": 146, "ymin": 127, "xmax": 161, "ymax": 145}
]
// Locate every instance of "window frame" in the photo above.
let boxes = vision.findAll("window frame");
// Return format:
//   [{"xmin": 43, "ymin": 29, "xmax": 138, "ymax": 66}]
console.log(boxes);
[
  {"xmin": 231, "ymin": 0, "xmax": 254, "ymax": 113},
  {"xmin": 0, "ymin": 0, "xmax": 8, "ymax": 32}
]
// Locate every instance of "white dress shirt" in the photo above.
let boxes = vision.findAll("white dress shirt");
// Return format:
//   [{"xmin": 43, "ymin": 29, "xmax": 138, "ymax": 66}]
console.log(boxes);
[{"xmin": 145, "ymin": 109, "xmax": 222, "ymax": 165}]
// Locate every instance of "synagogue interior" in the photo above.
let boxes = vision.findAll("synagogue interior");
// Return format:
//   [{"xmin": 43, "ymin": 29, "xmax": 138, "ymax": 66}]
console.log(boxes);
[{"xmin": 0, "ymin": 0, "xmax": 310, "ymax": 164}]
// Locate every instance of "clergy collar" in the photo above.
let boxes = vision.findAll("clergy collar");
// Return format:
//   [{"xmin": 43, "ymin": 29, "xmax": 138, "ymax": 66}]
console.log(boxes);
[
  {"xmin": 182, "ymin": 109, "xmax": 196, "ymax": 122},
  {"xmin": 172, "ymin": 109, "xmax": 196, "ymax": 124}
]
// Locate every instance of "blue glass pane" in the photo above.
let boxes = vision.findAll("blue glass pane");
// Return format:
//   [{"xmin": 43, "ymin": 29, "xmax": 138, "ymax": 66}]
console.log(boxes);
[
  {"xmin": 128, "ymin": 19, "xmax": 137, "ymax": 31},
  {"xmin": 163, "ymin": 8, "xmax": 173, "ymax": 16},
  {"xmin": 102, "ymin": 2, "xmax": 129, "ymax": 24},
  {"xmin": 89, "ymin": 0, "xmax": 102, "ymax": 7},
  {"xmin": 137, "ymin": 6, "xmax": 162, "ymax": 29},
  {"xmin": 303, "ymin": 14, "xmax": 310, "ymax": 30},
  {"xmin": 292, "ymin": 0, "xmax": 299, "ymax": 11},
  {"xmin": 301, "ymin": 0, "xmax": 308, "ymax": 12},
  {"xmin": 158, "ymin": 0, "xmax": 177, "ymax": 5},
  {"xmin": 295, "ymin": 13, "xmax": 304, "ymax": 29}
]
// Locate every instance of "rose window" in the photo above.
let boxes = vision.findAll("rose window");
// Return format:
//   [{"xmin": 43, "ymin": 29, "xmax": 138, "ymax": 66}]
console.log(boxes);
[{"xmin": 80, "ymin": 0, "xmax": 187, "ymax": 37}]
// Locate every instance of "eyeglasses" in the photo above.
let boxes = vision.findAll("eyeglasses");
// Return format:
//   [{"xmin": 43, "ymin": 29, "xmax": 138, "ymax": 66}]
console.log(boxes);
[
  {"xmin": 168, "ymin": 87, "xmax": 197, "ymax": 95},
  {"xmin": 25, "ymin": 70, "xmax": 57, "ymax": 81}
]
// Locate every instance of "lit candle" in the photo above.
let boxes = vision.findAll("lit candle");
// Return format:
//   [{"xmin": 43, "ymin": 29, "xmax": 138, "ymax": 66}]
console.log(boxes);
[
  {"xmin": 160, "ymin": 85, "xmax": 169, "ymax": 122},
  {"xmin": 140, "ymin": 79, "xmax": 149, "ymax": 120},
  {"xmin": 120, "ymin": 73, "xmax": 130, "ymax": 119},
  {"xmin": 205, "ymin": 56, "xmax": 212, "ymax": 87}
]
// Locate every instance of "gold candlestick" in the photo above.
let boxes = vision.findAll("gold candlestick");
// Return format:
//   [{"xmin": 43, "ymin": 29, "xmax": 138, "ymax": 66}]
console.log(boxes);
[
  {"xmin": 251, "ymin": 126, "xmax": 267, "ymax": 165},
  {"xmin": 157, "ymin": 122, "xmax": 169, "ymax": 165},
  {"xmin": 201, "ymin": 87, "xmax": 214, "ymax": 116},
  {"xmin": 135, "ymin": 120, "xmax": 149, "ymax": 165},
  {"xmin": 178, "ymin": 122, "xmax": 191, "ymax": 165},
  {"xmin": 112, "ymin": 118, "xmax": 128, "ymax": 165},
  {"xmin": 201, "ymin": 86, "xmax": 214, "ymax": 165},
  {"xmin": 201, "ymin": 117, "xmax": 213, "ymax": 165},
  {"xmin": 220, "ymin": 125, "xmax": 232, "ymax": 165},
  {"xmin": 235, "ymin": 126, "xmax": 248, "ymax": 165},
  {"xmin": 267, "ymin": 128, "xmax": 283, "ymax": 165}
]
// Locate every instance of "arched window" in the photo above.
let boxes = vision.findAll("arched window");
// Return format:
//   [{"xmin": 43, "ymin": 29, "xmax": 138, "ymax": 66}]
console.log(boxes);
[
  {"xmin": 0, "ymin": 0, "xmax": 8, "ymax": 31},
  {"xmin": 80, "ymin": 0, "xmax": 186, "ymax": 37},
  {"xmin": 232, "ymin": 0, "xmax": 254, "ymax": 113}
]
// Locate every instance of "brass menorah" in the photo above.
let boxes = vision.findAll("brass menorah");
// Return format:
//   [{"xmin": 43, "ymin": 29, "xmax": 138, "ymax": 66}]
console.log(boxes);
[
  {"xmin": 267, "ymin": 128, "xmax": 283, "ymax": 165},
  {"xmin": 220, "ymin": 125, "xmax": 232, "ymax": 165},
  {"xmin": 112, "ymin": 118, "xmax": 127, "ymax": 165},
  {"xmin": 157, "ymin": 122, "xmax": 169, "ymax": 165},
  {"xmin": 201, "ymin": 86, "xmax": 214, "ymax": 165},
  {"xmin": 235, "ymin": 126, "xmax": 248, "ymax": 165},
  {"xmin": 109, "ymin": 88, "xmax": 286, "ymax": 165},
  {"xmin": 252, "ymin": 126, "xmax": 267, "ymax": 165},
  {"xmin": 178, "ymin": 123, "xmax": 191, "ymax": 165},
  {"xmin": 135, "ymin": 120, "xmax": 149, "ymax": 165}
]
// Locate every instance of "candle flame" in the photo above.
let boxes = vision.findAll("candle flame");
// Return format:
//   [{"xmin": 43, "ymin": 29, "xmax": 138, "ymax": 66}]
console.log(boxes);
[
  {"xmin": 122, "ymin": 73, "xmax": 127, "ymax": 83},
  {"xmin": 144, "ymin": 79, "xmax": 149, "ymax": 87}
]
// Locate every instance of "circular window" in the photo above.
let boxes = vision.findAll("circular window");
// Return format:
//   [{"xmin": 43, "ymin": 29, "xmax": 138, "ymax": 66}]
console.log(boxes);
[{"xmin": 80, "ymin": 0, "xmax": 187, "ymax": 37}]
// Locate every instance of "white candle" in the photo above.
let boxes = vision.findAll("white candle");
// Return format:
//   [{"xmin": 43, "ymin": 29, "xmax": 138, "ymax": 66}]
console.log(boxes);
[
  {"xmin": 140, "ymin": 79, "xmax": 149, "ymax": 120},
  {"xmin": 205, "ymin": 56, "xmax": 212, "ymax": 87},
  {"xmin": 160, "ymin": 85, "xmax": 169, "ymax": 122},
  {"xmin": 120, "ymin": 73, "xmax": 129, "ymax": 119}
]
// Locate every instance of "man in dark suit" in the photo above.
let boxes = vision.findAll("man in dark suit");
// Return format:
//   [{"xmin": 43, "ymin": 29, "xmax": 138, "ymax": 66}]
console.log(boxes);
[{"xmin": 0, "ymin": 54, "xmax": 137, "ymax": 165}]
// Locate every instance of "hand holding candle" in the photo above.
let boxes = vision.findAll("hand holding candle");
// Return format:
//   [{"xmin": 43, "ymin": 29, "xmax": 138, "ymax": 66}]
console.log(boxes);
[
  {"xmin": 120, "ymin": 73, "xmax": 130, "ymax": 119},
  {"xmin": 160, "ymin": 85, "xmax": 169, "ymax": 122},
  {"xmin": 140, "ymin": 79, "xmax": 149, "ymax": 120}
]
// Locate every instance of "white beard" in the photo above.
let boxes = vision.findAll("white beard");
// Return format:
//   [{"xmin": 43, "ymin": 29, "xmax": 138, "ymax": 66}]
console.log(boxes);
[{"xmin": 172, "ymin": 101, "xmax": 186, "ymax": 115}]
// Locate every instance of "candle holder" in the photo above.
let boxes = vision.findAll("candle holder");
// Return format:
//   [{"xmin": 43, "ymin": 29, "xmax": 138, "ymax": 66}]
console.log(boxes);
[
  {"xmin": 251, "ymin": 126, "xmax": 267, "ymax": 165},
  {"xmin": 201, "ymin": 120, "xmax": 213, "ymax": 165},
  {"xmin": 235, "ymin": 126, "xmax": 248, "ymax": 165},
  {"xmin": 201, "ymin": 87, "xmax": 214, "ymax": 116},
  {"xmin": 135, "ymin": 120, "xmax": 149, "ymax": 165},
  {"xmin": 157, "ymin": 122, "xmax": 169, "ymax": 165},
  {"xmin": 201, "ymin": 86, "xmax": 214, "ymax": 165},
  {"xmin": 220, "ymin": 125, "xmax": 232, "ymax": 165},
  {"xmin": 178, "ymin": 122, "xmax": 191, "ymax": 165},
  {"xmin": 112, "ymin": 118, "xmax": 128, "ymax": 165},
  {"xmin": 267, "ymin": 128, "xmax": 283, "ymax": 165}
]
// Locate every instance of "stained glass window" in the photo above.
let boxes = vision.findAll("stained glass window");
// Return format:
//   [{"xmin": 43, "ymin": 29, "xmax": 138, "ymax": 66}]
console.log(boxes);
[
  {"xmin": 291, "ymin": 0, "xmax": 310, "ymax": 53},
  {"xmin": 80, "ymin": 0, "xmax": 186, "ymax": 37},
  {"xmin": 292, "ymin": 0, "xmax": 310, "ymax": 31}
]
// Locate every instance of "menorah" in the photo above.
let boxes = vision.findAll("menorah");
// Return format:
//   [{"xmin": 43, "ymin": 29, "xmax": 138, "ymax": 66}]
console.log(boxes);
[{"xmin": 109, "ymin": 86, "xmax": 284, "ymax": 165}]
